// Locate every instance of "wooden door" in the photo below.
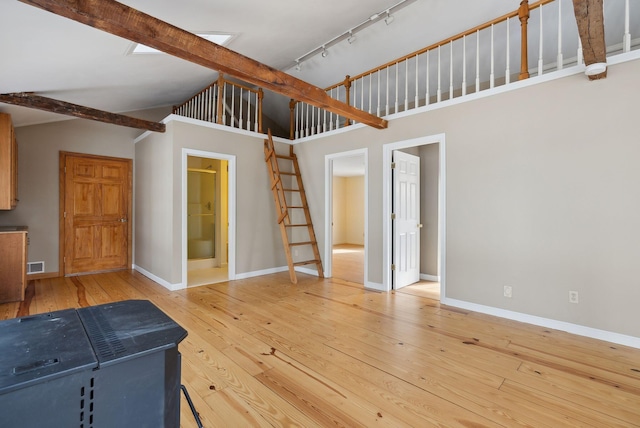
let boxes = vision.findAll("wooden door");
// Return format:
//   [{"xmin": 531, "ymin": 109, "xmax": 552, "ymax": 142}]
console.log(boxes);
[
  {"xmin": 62, "ymin": 153, "xmax": 132, "ymax": 275},
  {"xmin": 392, "ymin": 150, "xmax": 420, "ymax": 289}
]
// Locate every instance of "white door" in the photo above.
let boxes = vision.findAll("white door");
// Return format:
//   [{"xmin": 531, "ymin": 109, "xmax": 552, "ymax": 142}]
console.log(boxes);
[{"xmin": 393, "ymin": 151, "xmax": 420, "ymax": 289}]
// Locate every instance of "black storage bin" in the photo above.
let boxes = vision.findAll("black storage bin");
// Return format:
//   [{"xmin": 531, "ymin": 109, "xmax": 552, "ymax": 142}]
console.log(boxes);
[{"xmin": 0, "ymin": 300, "xmax": 187, "ymax": 428}]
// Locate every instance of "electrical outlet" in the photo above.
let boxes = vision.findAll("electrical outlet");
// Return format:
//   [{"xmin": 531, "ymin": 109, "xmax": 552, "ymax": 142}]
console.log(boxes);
[
  {"xmin": 503, "ymin": 286, "xmax": 513, "ymax": 298},
  {"xmin": 569, "ymin": 291, "xmax": 579, "ymax": 304}
]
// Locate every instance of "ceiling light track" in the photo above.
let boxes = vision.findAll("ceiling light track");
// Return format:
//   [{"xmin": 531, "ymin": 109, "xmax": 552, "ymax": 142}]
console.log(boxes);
[{"xmin": 291, "ymin": 0, "xmax": 416, "ymax": 71}]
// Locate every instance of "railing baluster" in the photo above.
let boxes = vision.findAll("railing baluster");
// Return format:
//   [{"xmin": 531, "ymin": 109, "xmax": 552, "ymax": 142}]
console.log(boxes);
[
  {"xmin": 538, "ymin": 4, "xmax": 544, "ymax": 76},
  {"xmin": 414, "ymin": 54, "xmax": 419, "ymax": 108},
  {"xmin": 425, "ymin": 50, "xmax": 430, "ymax": 105},
  {"xmin": 557, "ymin": 0, "xmax": 563, "ymax": 70},
  {"xmin": 238, "ymin": 88, "xmax": 244, "ymax": 129},
  {"xmin": 476, "ymin": 31, "xmax": 480, "ymax": 93},
  {"xmin": 377, "ymin": 71, "xmax": 381, "ymax": 117},
  {"xmin": 395, "ymin": 62, "xmax": 399, "ymax": 114},
  {"xmin": 577, "ymin": 37, "xmax": 583, "ymax": 65},
  {"xmin": 462, "ymin": 36, "xmax": 467, "ymax": 96},
  {"xmin": 317, "ymin": 105, "xmax": 321, "ymax": 134},
  {"xmin": 222, "ymin": 83, "xmax": 227, "ymax": 125},
  {"xmin": 386, "ymin": 66, "xmax": 390, "ymax": 116},
  {"xmin": 624, "ymin": 0, "xmax": 631, "ymax": 52},
  {"xmin": 506, "ymin": 19, "xmax": 511, "ymax": 84},
  {"xmin": 490, "ymin": 24, "xmax": 495, "ymax": 89},
  {"xmin": 295, "ymin": 103, "xmax": 299, "ymax": 139},
  {"xmin": 449, "ymin": 42, "xmax": 454, "ymax": 99},
  {"xmin": 361, "ymin": 77, "xmax": 365, "ymax": 113},
  {"xmin": 254, "ymin": 91, "xmax": 259, "ymax": 132},
  {"xmin": 231, "ymin": 84, "xmax": 235, "ymax": 127},
  {"xmin": 323, "ymin": 102, "xmax": 327, "ymax": 132},
  {"xmin": 368, "ymin": 74, "xmax": 372, "ymax": 114},
  {"xmin": 437, "ymin": 46, "xmax": 442, "ymax": 103}
]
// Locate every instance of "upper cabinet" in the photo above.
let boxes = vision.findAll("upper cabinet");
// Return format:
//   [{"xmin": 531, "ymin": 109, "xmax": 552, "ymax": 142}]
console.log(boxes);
[{"xmin": 0, "ymin": 113, "xmax": 18, "ymax": 210}]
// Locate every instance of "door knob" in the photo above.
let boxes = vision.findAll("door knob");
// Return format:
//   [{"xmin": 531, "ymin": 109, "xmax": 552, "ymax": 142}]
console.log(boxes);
[
  {"xmin": 120, "ymin": 218, "xmax": 128, "ymax": 223},
  {"xmin": 417, "ymin": 223, "xmax": 423, "ymax": 228}
]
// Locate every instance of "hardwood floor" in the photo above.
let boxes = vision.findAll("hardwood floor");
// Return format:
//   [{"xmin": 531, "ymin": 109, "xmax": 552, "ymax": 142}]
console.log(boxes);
[
  {"xmin": 2, "ymin": 271, "xmax": 640, "ymax": 427},
  {"xmin": 332, "ymin": 244, "xmax": 364, "ymax": 284}
]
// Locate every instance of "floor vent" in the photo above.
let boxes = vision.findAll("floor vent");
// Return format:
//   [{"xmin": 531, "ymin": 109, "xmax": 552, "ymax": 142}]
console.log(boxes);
[{"xmin": 27, "ymin": 261, "xmax": 45, "ymax": 275}]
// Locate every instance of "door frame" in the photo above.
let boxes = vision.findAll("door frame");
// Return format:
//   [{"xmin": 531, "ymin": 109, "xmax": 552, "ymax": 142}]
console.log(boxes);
[
  {"xmin": 324, "ymin": 148, "xmax": 368, "ymax": 283},
  {"xmin": 59, "ymin": 151, "xmax": 133, "ymax": 276},
  {"xmin": 181, "ymin": 148, "xmax": 236, "ymax": 287},
  {"xmin": 382, "ymin": 134, "xmax": 446, "ymax": 295}
]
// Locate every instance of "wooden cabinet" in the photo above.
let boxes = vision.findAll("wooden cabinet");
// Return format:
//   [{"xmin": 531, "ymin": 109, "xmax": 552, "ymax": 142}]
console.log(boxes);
[
  {"xmin": 0, "ymin": 227, "xmax": 28, "ymax": 303},
  {"xmin": 0, "ymin": 112, "xmax": 18, "ymax": 210}
]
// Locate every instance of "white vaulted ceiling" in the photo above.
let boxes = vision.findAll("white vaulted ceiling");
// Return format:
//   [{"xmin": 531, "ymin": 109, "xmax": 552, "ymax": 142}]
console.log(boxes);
[{"xmin": 0, "ymin": 1, "xmax": 521, "ymax": 127}]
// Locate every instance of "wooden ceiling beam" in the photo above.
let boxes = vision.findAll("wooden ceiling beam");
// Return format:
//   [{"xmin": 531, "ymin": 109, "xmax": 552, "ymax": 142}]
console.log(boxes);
[
  {"xmin": 0, "ymin": 92, "xmax": 166, "ymax": 132},
  {"xmin": 20, "ymin": 0, "xmax": 388, "ymax": 130},
  {"xmin": 572, "ymin": 0, "xmax": 607, "ymax": 80}
]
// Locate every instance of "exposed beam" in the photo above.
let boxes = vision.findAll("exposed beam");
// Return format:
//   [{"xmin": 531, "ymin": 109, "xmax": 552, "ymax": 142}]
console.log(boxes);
[
  {"xmin": 20, "ymin": 0, "xmax": 388, "ymax": 130},
  {"xmin": 0, "ymin": 92, "xmax": 166, "ymax": 132},
  {"xmin": 572, "ymin": 0, "xmax": 607, "ymax": 80}
]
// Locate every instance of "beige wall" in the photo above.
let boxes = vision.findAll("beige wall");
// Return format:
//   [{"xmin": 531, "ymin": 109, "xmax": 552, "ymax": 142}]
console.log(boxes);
[
  {"xmin": 134, "ymin": 119, "xmax": 289, "ymax": 285},
  {"xmin": 0, "ymin": 107, "xmax": 170, "ymax": 274},
  {"xmin": 332, "ymin": 176, "xmax": 365, "ymax": 246},
  {"xmin": 332, "ymin": 177, "xmax": 347, "ymax": 244},
  {"xmin": 420, "ymin": 144, "xmax": 439, "ymax": 277},
  {"xmin": 295, "ymin": 58, "xmax": 640, "ymax": 338}
]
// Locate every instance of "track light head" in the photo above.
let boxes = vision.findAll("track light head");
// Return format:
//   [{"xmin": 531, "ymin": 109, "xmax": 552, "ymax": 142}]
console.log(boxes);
[
  {"xmin": 347, "ymin": 31, "xmax": 356, "ymax": 44},
  {"xmin": 321, "ymin": 46, "xmax": 328, "ymax": 57},
  {"xmin": 385, "ymin": 11, "xmax": 394, "ymax": 25},
  {"xmin": 295, "ymin": 61, "xmax": 301, "ymax": 71}
]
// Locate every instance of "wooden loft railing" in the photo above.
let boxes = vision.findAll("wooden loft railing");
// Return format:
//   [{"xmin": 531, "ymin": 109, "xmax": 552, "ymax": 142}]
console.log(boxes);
[
  {"xmin": 173, "ymin": 74, "xmax": 264, "ymax": 133},
  {"xmin": 288, "ymin": 0, "xmax": 638, "ymax": 139},
  {"xmin": 173, "ymin": 0, "xmax": 636, "ymax": 140}
]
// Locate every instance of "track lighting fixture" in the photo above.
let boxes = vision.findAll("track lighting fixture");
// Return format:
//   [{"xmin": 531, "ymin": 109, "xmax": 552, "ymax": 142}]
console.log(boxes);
[
  {"xmin": 290, "ymin": 0, "xmax": 413, "ymax": 71},
  {"xmin": 385, "ymin": 11, "xmax": 395, "ymax": 25}
]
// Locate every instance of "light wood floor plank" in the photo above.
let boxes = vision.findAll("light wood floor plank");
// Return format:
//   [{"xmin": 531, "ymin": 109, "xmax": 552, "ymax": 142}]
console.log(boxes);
[{"xmin": 1, "ymin": 270, "xmax": 638, "ymax": 427}]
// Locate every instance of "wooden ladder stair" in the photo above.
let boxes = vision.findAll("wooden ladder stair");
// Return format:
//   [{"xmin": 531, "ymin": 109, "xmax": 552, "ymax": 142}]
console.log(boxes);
[{"xmin": 264, "ymin": 130, "xmax": 323, "ymax": 284}]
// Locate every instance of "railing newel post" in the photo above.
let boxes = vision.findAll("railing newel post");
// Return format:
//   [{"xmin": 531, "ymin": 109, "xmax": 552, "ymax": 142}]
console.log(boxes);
[{"xmin": 518, "ymin": 0, "xmax": 530, "ymax": 80}]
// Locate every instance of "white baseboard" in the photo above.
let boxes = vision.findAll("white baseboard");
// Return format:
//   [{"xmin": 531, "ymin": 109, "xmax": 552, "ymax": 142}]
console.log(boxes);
[
  {"xmin": 234, "ymin": 266, "xmax": 289, "ymax": 280},
  {"xmin": 441, "ymin": 297, "xmax": 640, "ymax": 350},
  {"xmin": 133, "ymin": 265, "xmax": 184, "ymax": 291},
  {"xmin": 420, "ymin": 274, "xmax": 440, "ymax": 282}
]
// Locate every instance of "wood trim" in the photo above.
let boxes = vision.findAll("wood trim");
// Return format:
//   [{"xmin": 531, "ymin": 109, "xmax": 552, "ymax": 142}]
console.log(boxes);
[
  {"xmin": 20, "ymin": 0, "xmax": 387, "ymax": 130},
  {"xmin": 59, "ymin": 151, "xmax": 133, "ymax": 276},
  {"xmin": 0, "ymin": 92, "xmax": 165, "ymax": 132}
]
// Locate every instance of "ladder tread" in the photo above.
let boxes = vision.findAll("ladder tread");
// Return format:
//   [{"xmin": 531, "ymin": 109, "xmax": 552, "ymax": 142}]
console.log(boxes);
[
  {"xmin": 293, "ymin": 259, "xmax": 322, "ymax": 267},
  {"xmin": 285, "ymin": 223, "xmax": 311, "ymax": 227},
  {"xmin": 276, "ymin": 155, "xmax": 295, "ymax": 160},
  {"xmin": 289, "ymin": 241, "xmax": 315, "ymax": 246}
]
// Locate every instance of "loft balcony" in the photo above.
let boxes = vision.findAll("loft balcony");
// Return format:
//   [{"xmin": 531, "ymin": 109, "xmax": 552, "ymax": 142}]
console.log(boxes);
[{"xmin": 173, "ymin": 0, "xmax": 640, "ymax": 140}]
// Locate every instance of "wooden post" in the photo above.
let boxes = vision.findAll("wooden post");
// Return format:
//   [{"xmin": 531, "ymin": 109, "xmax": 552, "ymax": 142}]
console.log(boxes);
[
  {"xmin": 344, "ymin": 75, "xmax": 352, "ymax": 126},
  {"xmin": 216, "ymin": 74, "xmax": 225, "ymax": 125},
  {"xmin": 289, "ymin": 99, "xmax": 296, "ymax": 140},
  {"xmin": 518, "ymin": 0, "xmax": 530, "ymax": 80},
  {"xmin": 572, "ymin": 0, "xmax": 607, "ymax": 80},
  {"xmin": 257, "ymin": 88, "xmax": 264, "ymax": 133}
]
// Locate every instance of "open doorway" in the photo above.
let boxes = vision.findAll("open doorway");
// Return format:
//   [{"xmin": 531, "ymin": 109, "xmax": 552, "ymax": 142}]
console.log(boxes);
[
  {"xmin": 325, "ymin": 149, "xmax": 368, "ymax": 285},
  {"xmin": 383, "ymin": 135, "xmax": 445, "ymax": 298},
  {"xmin": 182, "ymin": 149, "xmax": 236, "ymax": 287}
]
